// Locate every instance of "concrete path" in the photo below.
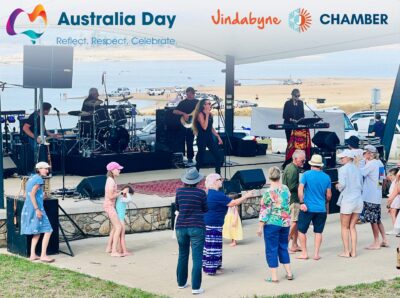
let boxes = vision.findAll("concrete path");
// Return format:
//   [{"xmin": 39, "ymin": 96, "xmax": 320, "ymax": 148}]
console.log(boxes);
[{"xmin": 2, "ymin": 209, "xmax": 398, "ymax": 298}]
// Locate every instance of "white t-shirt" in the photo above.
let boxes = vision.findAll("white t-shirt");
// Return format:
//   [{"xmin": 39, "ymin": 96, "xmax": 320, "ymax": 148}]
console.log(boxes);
[{"xmin": 360, "ymin": 159, "xmax": 382, "ymax": 204}]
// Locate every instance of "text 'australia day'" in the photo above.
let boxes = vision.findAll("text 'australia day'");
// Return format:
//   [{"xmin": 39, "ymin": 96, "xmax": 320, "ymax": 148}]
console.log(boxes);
[{"xmin": 58, "ymin": 12, "xmax": 176, "ymax": 29}]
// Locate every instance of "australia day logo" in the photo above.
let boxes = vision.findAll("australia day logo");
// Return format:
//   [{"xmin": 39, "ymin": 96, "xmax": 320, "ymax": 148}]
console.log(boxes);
[
  {"xmin": 288, "ymin": 8, "xmax": 312, "ymax": 33},
  {"xmin": 6, "ymin": 4, "xmax": 48, "ymax": 44}
]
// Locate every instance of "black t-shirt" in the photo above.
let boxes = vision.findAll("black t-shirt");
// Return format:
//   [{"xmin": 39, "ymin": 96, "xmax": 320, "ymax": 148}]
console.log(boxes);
[
  {"xmin": 282, "ymin": 100, "xmax": 305, "ymax": 123},
  {"xmin": 175, "ymin": 99, "xmax": 199, "ymax": 114},
  {"xmin": 25, "ymin": 111, "xmax": 46, "ymax": 135},
  {"xmin": 81, "ymin": 97, "xmax": 100, "ymax": 121}
]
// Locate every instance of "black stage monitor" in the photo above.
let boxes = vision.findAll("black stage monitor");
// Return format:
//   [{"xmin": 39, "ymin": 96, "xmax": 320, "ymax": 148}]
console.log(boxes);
[{"xmin": 23, "ymin": 45, "xmax": 73, "ymax": 88}]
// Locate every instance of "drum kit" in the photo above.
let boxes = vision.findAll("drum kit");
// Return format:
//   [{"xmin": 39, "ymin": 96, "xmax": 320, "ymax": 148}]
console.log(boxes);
[{"xmin": 67, "ymin": 96, "xmax": 147, "ymax": 157}]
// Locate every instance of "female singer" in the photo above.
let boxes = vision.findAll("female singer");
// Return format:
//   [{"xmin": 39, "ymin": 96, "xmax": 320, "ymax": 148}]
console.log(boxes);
[{"xmin": 192, "ymin": 98, "xmax": 223, "ymax": 174}]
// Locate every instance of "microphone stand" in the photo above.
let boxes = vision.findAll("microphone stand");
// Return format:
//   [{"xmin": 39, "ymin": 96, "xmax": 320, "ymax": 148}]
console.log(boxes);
[
  {"xmin": 214, "ymin": 98, "xmax": 232, "ymax": 180},
  {"xmin": 304, "ymin": 101, "xmax": 322, "ymax": 121},
  {"xmin": 56, "ymin": 110, "xmax": 67, "ymax": 200}
]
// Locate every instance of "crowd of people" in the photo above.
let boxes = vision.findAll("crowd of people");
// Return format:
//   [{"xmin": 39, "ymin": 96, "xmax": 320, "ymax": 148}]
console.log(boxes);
[{"xmin": 18, "ymin": 119, "xmax": 399, "ymax": 295}]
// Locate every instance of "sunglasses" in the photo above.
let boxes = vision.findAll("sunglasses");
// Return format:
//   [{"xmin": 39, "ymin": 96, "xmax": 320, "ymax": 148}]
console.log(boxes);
[
  {"xmin": 217, "ymin": 178, "xmax": 223, "ymax": 181},
  {"xmin": 204, "ymin": 102, "xmax": 211, "ymax": 105},
  {"xmin": 294, "ymin": 95, "xmax": 301, "ymax": 98}
]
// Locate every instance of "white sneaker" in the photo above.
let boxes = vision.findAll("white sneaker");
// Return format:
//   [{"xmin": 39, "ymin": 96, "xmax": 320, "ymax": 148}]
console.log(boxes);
[
  {"xmin": 192, "ymin": 288, "xmax": 205, "ymax": 295},
  {"xmin": 178, "ymin": 283, "xmax": 189, "ymax": 289},
  {"xmin": 386, "ymin": 230, "xmax": 396, "ymax": 235}
]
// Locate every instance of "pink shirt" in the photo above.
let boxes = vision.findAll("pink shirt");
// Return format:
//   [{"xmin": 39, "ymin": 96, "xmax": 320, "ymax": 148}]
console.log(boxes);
[{"xmin": 103, "ymin": 177, "xmax": 117, "ymax": 210}]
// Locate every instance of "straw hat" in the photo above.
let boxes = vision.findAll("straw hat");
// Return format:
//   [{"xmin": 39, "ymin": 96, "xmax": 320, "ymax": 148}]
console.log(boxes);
[
  {"xmin": 308, "ymin": 154, "xmax": 324, "ymax": 167},
  {"xmin": 35, "ymin": 162, "xmax": 50, "ymax": 169}
]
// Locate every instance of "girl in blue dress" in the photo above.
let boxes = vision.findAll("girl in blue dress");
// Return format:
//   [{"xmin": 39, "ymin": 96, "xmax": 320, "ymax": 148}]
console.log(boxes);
[{"xmin": 20, "ymin": 162, "xmax": 54, "ymax": 262}]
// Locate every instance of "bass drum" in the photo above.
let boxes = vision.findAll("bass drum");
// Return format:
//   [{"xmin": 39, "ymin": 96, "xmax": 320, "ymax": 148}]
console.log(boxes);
[{"xmin": 98, "ymin": 126, "xmax": 129, "ymax": 153}]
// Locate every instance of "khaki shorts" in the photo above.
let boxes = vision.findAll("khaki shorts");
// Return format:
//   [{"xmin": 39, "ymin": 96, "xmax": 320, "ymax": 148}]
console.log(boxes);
[{"xmin": 290, "ymin": 203, "xmax": 301, "ymax": 222}]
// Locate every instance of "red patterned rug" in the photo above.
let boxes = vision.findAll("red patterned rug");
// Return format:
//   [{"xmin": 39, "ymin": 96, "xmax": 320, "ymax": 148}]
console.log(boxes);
[{"xmin": 126, "ymin": 179, "xmax": 206, "ymax": 197}]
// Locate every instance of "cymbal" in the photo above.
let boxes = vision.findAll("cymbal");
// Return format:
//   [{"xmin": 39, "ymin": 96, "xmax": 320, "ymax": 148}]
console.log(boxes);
[
  {"xmin": 116, "ymin": 96, "xmax": 134, "ymax": 102},
  {"xmin": 68, "ymin": 110, "xmax": 92, "ymax": 117},
  {"xmin": 85, "ymin": 99, "xmax": 103, "ymax": 107}
]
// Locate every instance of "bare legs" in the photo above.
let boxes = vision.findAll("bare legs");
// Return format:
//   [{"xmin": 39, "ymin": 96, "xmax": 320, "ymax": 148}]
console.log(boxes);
[
  {"xmin": 339, "ymin": 214, "xmax": 351, "ymax": 257},
  {"xmin": 339, "ymin": 213, "xmax": 359, "ymax": 257},
  {"xmin": 106, "ymin": 213, "xmax": 123, "ymax": 257},
  {"xmin": 367, "ymin": 222, "xmax": 388, "ymax": 249},
  {"xmin": 349, "ymin": 213, "xmax": 359, "ymax": 257},
  {"xmin": 297, "ymin": 232, "xmax": 322, "ymax": 260},
  {"xmin": 30, "ymin": 232, "xmax": 54, "ymax": 262},
  {"xmin": 119, "ymin": 221, "xmax": 132, "ymax": 256},
  {"xmin": 288, "ymin": 221, "xmax": 300, "ymax": 252},
  {"xmin": 296, "ymin": 232, "xmax": 308, "ymax": 259}
]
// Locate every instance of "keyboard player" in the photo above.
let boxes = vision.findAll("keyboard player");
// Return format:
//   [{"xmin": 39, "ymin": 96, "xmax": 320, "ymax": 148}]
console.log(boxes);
[{"xmin": 282, "ymin": 89, "xmax": 305, "ymax": 142}]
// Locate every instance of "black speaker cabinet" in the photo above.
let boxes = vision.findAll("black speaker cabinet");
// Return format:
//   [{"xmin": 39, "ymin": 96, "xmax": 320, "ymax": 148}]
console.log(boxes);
[
  {"xmin": 7, "ymin": 197, "xmax": 59, "ymax": 257},
  {"xmin": 12, "ymin": 143, "xmax": 34, "ymax": 176},
  {"xmin": 312, "ymin": 131, "xmax": 340, "ymax": 151},
  {"xmin": 76, "ymin": 175, "xmax": 107, "ymax": 199},
  {"xmin": 328, "ymin": 184, "xmax": 340, "ymax": 214},
  {"xmin": 232, "ymin": 169, "xmax": 266, "ymax": 190},
  {"xmin": 223, "ymin": 179, "xmax": 242, "ymax": 195},
  {"xmin": 155, "ymin": 109, "xmax": 182, "ymax": 152},
  {"xmin": 23, "ymin": 45, "xmax": 73, "ymax": 88}
]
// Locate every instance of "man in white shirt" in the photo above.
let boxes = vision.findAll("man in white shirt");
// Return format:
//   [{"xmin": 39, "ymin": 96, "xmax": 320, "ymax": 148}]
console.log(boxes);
[{"xmin": 361, "ymin": 145, "xmax": 388, "ymax": 250}]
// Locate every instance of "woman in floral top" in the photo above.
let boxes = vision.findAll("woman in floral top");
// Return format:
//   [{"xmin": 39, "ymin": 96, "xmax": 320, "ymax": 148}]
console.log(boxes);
[{"xmin": 257, "ymin": 166, "xmax": 293, "ymax": 282}]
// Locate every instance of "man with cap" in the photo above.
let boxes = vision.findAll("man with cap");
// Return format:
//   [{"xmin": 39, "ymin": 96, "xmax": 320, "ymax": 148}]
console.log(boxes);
[
  {"xmin": 173, "ymin": 87, "xmax": 199, "ymax": 165},
  {"xmin": 361, "ymin": 145, "xmax": 388, "ymax": 249},
  {"xmin": 297, "ymin": 154, "xmax": 332, "ymax": 260},
  {"xmin": 175, "ymin": 168, "xmax": 208, "ymax": 294}
]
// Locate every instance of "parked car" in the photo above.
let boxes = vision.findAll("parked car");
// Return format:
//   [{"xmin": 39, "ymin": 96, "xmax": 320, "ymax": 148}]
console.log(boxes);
[
  {"xmin": 108, "ymin": 87, "xmax": 131, "ymax": 97},
  {"xmin": 147, "ymin": 88, "xmax": 165, "ymax": 96},
  {"xmin": 174, "ymin": 87, "xmax": 185, "ymax": 93},
  {"xmin": 137, "ymin": 120, "xmax": 156, "ymax": 145},
  {"xmin": 348, "ymin": 110, "xmax": 388, "ymax": 122},
  {"xmin": 235, "ymin": 100, "xmax": 258, "ymax": 108}
]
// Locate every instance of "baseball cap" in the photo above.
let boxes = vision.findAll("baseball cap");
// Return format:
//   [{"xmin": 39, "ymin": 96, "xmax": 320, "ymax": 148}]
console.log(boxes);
[
  {"xmin": 106, "ymin": 162, "xmax": 124, "ymax": 171},
  {"xmin": 363, "ymin": 145, "xmax": 377, "ymax": 153}
]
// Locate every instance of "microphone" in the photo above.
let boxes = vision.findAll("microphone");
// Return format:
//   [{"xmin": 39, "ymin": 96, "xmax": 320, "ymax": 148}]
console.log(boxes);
[{"xmin": 54, "ymin": 107, "xmax": 60, "ymax": 114}]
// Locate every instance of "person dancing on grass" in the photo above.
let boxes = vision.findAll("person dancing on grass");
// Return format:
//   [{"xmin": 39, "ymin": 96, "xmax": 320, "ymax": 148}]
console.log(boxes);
[
  {"xmin": 104, "ymin": 162, "xmax": 124, "ymax": 257},
  {"xmin": 20, "ymin": 162, "xmax": 55, "ymax": 263}
]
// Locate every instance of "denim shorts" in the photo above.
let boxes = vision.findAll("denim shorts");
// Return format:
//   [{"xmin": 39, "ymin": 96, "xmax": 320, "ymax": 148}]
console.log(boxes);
[{"xmin": 298, "ymin": 211, "xmax": 327, "ymax": 234}]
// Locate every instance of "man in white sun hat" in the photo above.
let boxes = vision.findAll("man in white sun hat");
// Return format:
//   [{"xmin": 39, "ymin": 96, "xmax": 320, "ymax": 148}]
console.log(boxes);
[{"xmin": 297, "ymin": 154, "xmax": 332, "ymax": 261}]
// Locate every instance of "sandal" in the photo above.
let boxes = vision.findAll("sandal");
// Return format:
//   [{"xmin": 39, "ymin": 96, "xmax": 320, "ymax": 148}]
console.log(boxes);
[
  {"xmin": 286, "ymin": 274, "xmax": 294, "ymax": 280},
  {"xmin": 265, "ymin": 278, "xmax": 279, "ymax": 283}
]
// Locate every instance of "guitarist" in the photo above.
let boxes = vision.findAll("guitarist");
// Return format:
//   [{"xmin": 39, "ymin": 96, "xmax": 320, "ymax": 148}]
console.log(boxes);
[
  {"xmin": 173, "ymin": 87, "xmax": 198, "ymax": 164},
  {"xmin": 22, "ymin": 102, "xmax": 60, "ymax": 169}
]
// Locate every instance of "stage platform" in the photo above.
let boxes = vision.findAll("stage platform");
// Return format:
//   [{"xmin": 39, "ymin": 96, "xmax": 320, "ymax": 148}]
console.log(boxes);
[
  {"xmin": 65, "ymin": 151, "xmax": 173, "ymax": 176},
  {"xmin": 0, "ymin": 154, "xmax": 286, "ymax": 247}
]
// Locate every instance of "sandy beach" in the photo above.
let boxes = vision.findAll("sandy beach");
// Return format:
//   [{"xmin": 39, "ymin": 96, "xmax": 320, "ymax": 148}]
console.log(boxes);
[{"xmin": 137, "ymin": 77, "xmax": 395, "ymax": 115}]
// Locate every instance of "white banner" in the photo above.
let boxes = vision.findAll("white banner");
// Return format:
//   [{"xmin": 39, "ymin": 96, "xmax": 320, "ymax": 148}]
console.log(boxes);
[{"xmin": 251, "ymin": 107, "xmax": 345, "ymax": 143}]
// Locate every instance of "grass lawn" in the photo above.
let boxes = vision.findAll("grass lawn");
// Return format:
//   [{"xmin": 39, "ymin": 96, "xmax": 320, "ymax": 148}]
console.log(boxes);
[
  {"xmin": 266, "ymin": 278, "xmax": 400, "ymax": 298},
  {"xmin": 0, "ymin": 254, "xmax": 166, "ymax": 298}
]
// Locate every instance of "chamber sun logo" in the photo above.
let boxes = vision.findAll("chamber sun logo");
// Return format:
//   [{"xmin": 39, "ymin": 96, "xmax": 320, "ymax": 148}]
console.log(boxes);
[
  {"xmin": 288, "ymin": 8, "xmax": 312, "ymax": 33},
  {"xmin": 6, "ymin": 4, "xmax": 47, "ymax": 44}
]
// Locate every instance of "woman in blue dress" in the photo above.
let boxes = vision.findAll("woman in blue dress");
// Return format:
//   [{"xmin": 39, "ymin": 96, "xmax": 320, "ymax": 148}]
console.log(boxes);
[{"xmin": 20, "ymin": 162, "xmax": 54, "ymax": 262}]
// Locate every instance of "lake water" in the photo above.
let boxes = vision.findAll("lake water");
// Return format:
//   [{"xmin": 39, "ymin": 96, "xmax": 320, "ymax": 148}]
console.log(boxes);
[{"xmin": 0, "ymin": 47, "xmax": 399, "ymax": 130}]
